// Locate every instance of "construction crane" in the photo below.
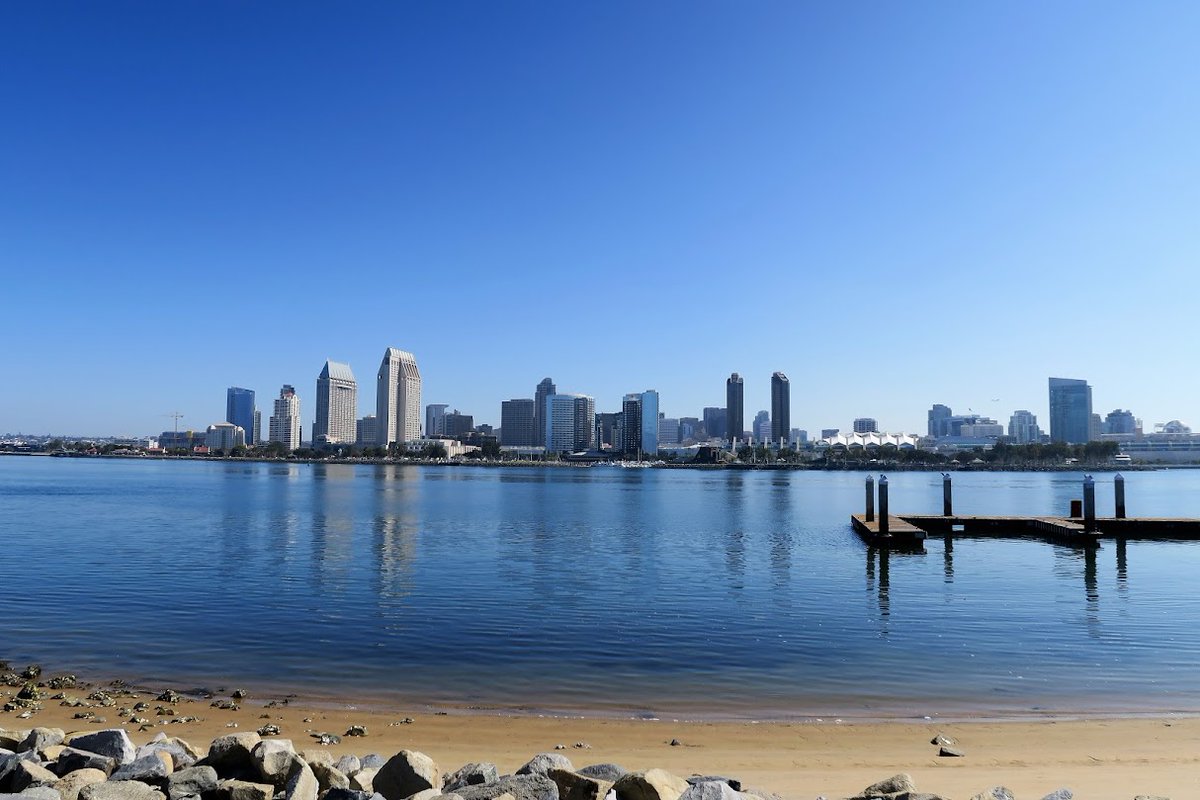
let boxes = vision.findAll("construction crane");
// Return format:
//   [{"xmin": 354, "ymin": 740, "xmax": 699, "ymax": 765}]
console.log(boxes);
[{"xmin": 163, "ymin": 412, "xmax": 184, "ymax": 433}]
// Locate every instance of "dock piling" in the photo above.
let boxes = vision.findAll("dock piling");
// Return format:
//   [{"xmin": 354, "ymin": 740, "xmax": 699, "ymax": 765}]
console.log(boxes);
[
  {"xmin": 865, "ymin": 475, "xmax": 875, "ymax": 522},
  {"xmin": 1083, "ymin": 475, "xmax": 1096, "ymax": 532},
  {"xmin": 942, "ymin": 473, "xmax": 953, "ymax": 516},
  {"xmin": 878, "ymin": 475, "xmax": 889, "ymax": 535},
  {"xmin": 1115, "ymin": 473, "xmax": 1126, "ymax": 519}
]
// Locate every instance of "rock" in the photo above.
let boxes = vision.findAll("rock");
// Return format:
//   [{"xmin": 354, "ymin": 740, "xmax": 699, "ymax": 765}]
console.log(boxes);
[
  {"xmin": 334, "ymin": 757, "xmax": 361, "ymax": 777},
  {"xmin": 1133, "ymin": 796, "xmax": 1171, "ymax": 800},
  {"xmin": 15, "ymin": 788, "xmax": 63, "ymax": 800},
  {"xmin": 323, "ymin": 791, "xmax": 378, "ymax": 800},
  {"xmin": 200, "ymin": 734, "xmax": 262, "ymax": 777},
  {"xmin": 0, "ymin": 752, "xmax": 36, "ymax": 792},
  {"xmin": 1040, "ymin": 792, "xmax": 1072, "ymax": 800},
  {"xmin": 251, "ymin": 740, "xmax": 296, "ymax": 787},
  {"xmin": 667, "ymin": 740, "xmax": 681, "ymax": 748},
  {"xmin": 137, "ymin": 738, "xmax": 198, "ymax": 771},
  {"xmin": 166, "ymin": 766, "xmax": 218, "ymax": 800},
  {"xmin": 548, "ymin": 769, "xmax": 612, "ymax": 800},
  {"xmin": 52, "ymin": 768, "xmax": 107, "ymax": 800},
  {"xmin": 110, "ymin": 752, "xmax": 173, "ymax": 788},
  {"xmin": 456, "ymin": 776, "xmax": 557, "ymax": 800},
  {"xmin": 11, "ymin": 761, "xmax": 58, "ymax": 792},
  {"xmin": 214, "ymin": 779, "xmax": 274, "ymax": 800},
  {"xmin": 938, "ymin": 746, "xmax": 965, "ymax": 758},
  {"xmin": 677, "ymin": 784, "xmax": 738, "ymax": 800},
  {"xmin": 344, "ymin": 727, "xmax": 367, "ymax": 738},
  {"xmin": 612, "ymin": 770, "xmax": 690, "ymax": 800},
  {"xmin": 19, "ymin": 730, "xmax": 65, "ymax": 754},
  {"xmin": 254, "ymin": 726, "xmax": 279, "ymax": 738},
  {"xmin": 311, "ymin": 764, "xmax": 349, "ymax": 793},
  {"xmin": 0, "ymin": 732, "xmax": 25, "ymax": 751},
  {"xmin": 969, "ymin": 791, "xmax": 1015, "ymax": 800},
  {"xmin": 349, "ymin": 768, "xmax": 377, "ymax": 793},
  {"xmin": 54, "ymin": 750, "xmax": 116, "ymax": 778},
  {"xmin": 65, "ymin": 732, "xmax": 136, "ymax": 767},
  {"xmin": 576, "ymin": 767, "xmax": 625, "ymax": 784},
  {"xmin": 283, "ymin": 759, "xmax": 318, "ymax": 800},
  {"xmin": 443, "ymin": 763, "xmax": 499, "ymax": 791},
  {"xmin": 854, "ymin": 774, "xmax": 915, "ymax": 799},
  {"xmin": 684, "ymin": 779, "xmax": 740, "ymax": 793},
  {"xmin": 79, "ymin": 781, "xmax": 166, "ymax": 800},
  {"xmin": 373, "ymin": 751, "xmax": 440, "ymax": 800},
  {"xmin": 360, "ymin": 756, "xmax": 386, "ymax": 771},
  {"xmin": 310, "ymin": 734, "xmax": 340, "ymax": 747},
  {"xmin": 516, "ymin": 756, "xmax": 573, "ymax": 778},
  {"xmin": 930, "ymin": 734, "xmax": 957, "ymax": 747},
  {"xmin": 40, "ymin": 747, "xmax": 66, "ymax": 765},
  {"xmin": 299, "ymin": 752, "xmax": 333, "ymax": 770}
]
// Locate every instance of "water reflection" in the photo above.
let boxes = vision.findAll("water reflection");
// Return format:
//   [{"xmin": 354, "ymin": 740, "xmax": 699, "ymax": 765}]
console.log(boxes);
[
  {"xmin": 768, "ymin": 478, "xmax": 793, "ymax": 599},
  {"xmin": 309, "ymin": 464, "xmax": 357, "ymax": 591},
  {"xmin": 866, "ymin": 547, "xmax": 890, "ymax": 623},
  {"xmin": 371, "ymin": 465, "xmax": 419, "ymax": 603},
  {"xmin": 724, "ymin": 472, "xmax": 746, "ymax": 590},
  {"xmin": 943, "ymin": 534, "xmax": 954, "ymax": 583},
  {"xmin": 1116, "ymin": 539, "xmax": 1128, "ymax": 595}
]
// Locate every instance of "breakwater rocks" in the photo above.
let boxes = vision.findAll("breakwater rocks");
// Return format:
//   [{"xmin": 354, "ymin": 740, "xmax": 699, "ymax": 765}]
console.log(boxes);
[{"xmin": 0, "ymin": 728, "xmax": 1168, "ymax": 800}]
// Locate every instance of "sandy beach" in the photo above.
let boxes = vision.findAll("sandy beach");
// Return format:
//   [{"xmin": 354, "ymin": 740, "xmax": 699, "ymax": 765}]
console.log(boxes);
[{"xmin": 5, "ymin": 675, "xmax": 1197, "ymax": 800}]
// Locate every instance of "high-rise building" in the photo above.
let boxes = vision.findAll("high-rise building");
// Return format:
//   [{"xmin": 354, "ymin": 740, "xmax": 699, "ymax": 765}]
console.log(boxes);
[
  {"xmin": 1104, "ymin": 409, "xmax": 1138, "ymax": 435},
  {"xmin": 442, "ymin": 410, "xmax": 474, "ymax": 438},
  {"xmin": 1048, "ymin": 377, "xmax": 1093, "ymax": 444},
  {"xmin": 205, "ymin": 422, "xmax": 246, "ymax": 452},
  {"xmin": 500, "ymin": 399, "xmax": 536, "ymax": 446},
  {"xmin": 253, "ymin": 410, "xmax": 261, "ymax": 446},
  {"xmin": 658, "ymin": 417, "xmax": 679, "ymax": 446},
  {"xmin": 425, "ymin": 404, "xmax": 449, "ymax": 438},
  {"xmin": 226, "ymin": 387, "xmax": 256, "ymax": 446},
  {"xmin": 268, "ymin": 385, "xmax": 302, "ymax": 451},
  {"xmin": 595, "ymin": 412, "xmax": 618, "ymax": 449},
  {"xmin": 356, "ymin": 415, "xmax": 377, "ymax": 446},
  {"xmin": 726, "ymin": 373, "xmax": 744, "ymax": 444},
  {"xmin": 1008, "ymin": 410, "xmax": 1041, "ymax": 443},
  {"xmin": 545, "ymin": 393, "xmax": 593, "ymax": 453},
  {"xmin": 703, "ymin": 407, "xmax": 727, "ymax": 441},
  {"xmin": 752, "ymin": 410, "xmax": 771, "ymax": 443},
  {"xmin": 313, "ymin": 360, "xmax": 357, "ymax": 446},
  {"xmin": 534, "ymin": 378, "xmax": 556, "ymax": 447},
  {"xmin": 821, "ymin": 428, "xmax": 839, "ymax": 439},
  {"xmin": 791, "ymin": 428, "xmax": 808, "ymax": 445},
  {"xmin": 619, "ymin": 390, "xmax": 659, "ymax": 456},
  {"xmin": 678, "ymin": 417, "xmax": 702, "ymax": 442},
  {"xmin": 928, "ymin": 404, "xmax": 952, "ymax": 438},
  {"xmin": 853, "ymin": 417, "xmax": 878, "ymax": 433},
  {"xmin": 376, "ymin": 348, "xmax": 422, "ymax": 447},
  {"xmin": 770, "ymin": 372, "xmax": 790, "ymax": 443}
]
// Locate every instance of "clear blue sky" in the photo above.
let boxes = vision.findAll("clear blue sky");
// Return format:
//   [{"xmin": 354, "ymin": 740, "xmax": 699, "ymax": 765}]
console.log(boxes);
[{"xmin": 3, "ymin": 2, "xmax": 1198, "ymax": 437}]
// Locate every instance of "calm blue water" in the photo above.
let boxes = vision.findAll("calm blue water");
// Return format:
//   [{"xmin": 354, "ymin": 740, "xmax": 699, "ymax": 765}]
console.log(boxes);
[{"xmin": 3, "ymin": 457, "xmax": 1200, "ymax": 719}]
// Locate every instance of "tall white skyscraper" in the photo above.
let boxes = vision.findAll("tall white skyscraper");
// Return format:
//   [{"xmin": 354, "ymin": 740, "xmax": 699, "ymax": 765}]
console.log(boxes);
[
  {"xmin": 376, "ymin": 348, "xmax": 422, "ymax": 447},
  {"xmin": 268, "ymin": 385, "xmax": 302, "ymax": 450},
  {"xmin": 545, "ymin": 393, "xmax": 594, "ymax": 454},
  {"xmin": 314, "ymin": 360, "xmax": 357, "ymax": 445}
]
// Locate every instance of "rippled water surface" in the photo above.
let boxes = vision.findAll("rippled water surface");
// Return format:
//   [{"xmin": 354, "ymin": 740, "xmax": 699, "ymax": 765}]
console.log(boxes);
[{"xmin": 4, "ymin": 458, "xmax": 1200, "ymax": 718}]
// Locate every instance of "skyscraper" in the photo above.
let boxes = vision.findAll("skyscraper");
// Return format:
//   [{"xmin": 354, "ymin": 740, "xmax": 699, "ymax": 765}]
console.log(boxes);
[
  {"xmin": 1048, "ymin": 377, "xmax": 1093, "ymax": 444},
  {"xmin": 618, "ymin": 390, "xmax": 659, "ymax": 456},
  {"xmin": 534, "ymin": 378, "xmax": 556, "ymax": 447},
  {"xmin": 928, "ymin": 404, "xmax": 952, "ymax": 438},
  {"xmin": 770, "ymin": 372, "xmax": 790, "ymax": 443},
  {"xmin": 1008, "ymin": 410, "xmax": 1041, "ymax": 443},
  {"xmin": 753, "ymin": 410, "xmax": 771, "ymax": 443},
  {"xmin": 226, "ymin": 387, "xmax": 256, "ymax": 446},
  {"xmin": 725, "ymin": 373, "xmax": 744, "ymax": 444},
  {"xmin": 268, "ymin": 385, "xmax": 301, "ymax": 450},
  {"xmin": 853, "ymin": 417, "xmax": 878, "ymax": 433},
  {"xmin": 703, "ymin": 407, "xmax": 727, "ymax": 441},
  {"xmin": 356, "ymin": 415, "xmax": 377, "ymax": 446},
  {"xmin": 545, "ymin": 393, "xmax": 594, "ymax": 454},
  {"xmin": 376, "ymin": 348, "xmax": 422, "ymax": 447},
  {"xmin": 500, "ymin": 399, "xmax": 536, "ymax": 446},
  {"xmin": 313, "ymin": 360, "xmax": 357, "ymax": 446},
  {"xmin": 425, "ymin": 404, "xmax": 449, "ymax": 438}
]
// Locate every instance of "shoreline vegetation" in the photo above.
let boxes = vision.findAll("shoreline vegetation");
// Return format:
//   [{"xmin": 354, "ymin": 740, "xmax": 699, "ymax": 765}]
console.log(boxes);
[{"xmin": 1, "ymin": 662, "xmax": 1192, "ymax": 799}]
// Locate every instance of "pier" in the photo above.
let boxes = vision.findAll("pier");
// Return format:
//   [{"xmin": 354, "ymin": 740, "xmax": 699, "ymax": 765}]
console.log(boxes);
[{"xmin": 851, "ymin": 473, "xmax": 1200, "ymax": 549}]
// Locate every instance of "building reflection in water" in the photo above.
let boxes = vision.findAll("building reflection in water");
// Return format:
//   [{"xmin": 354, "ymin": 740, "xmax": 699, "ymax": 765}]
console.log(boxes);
[
  {"xmin": 371, "ymin": 465, "xmax": 420, "ymax": 604},
  {"xmin": 942, "ymin": 534, "xmax": 954, "ymax": 583},
  {"xmin": 768, "ymin": 478, "xmax": 793, "ymax": 601},
  {"xmin": 308, "ymin": 463, "xmax": 357, "ymax": 591},
  {"xmin": 865, "ymin": 547, "xmax": 890, "ymax": 625},
  {"xmin": 724, "ymin": 472, "xmax": 746, "ymax": 590}
]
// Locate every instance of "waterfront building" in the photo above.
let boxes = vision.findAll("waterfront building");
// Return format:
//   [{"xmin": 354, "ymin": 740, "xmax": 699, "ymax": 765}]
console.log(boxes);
[
  {"xmin": 640, "ymin": 390, "xmax": 659, "ymax": 455},
  {"xmin": 356, "ymin": 414, "xmax": 377, "ymax": 446},
  {"xmin": 313, "ymin": 360, "xmax": 357, "ymax": 446},
  {"xmin": 442, "ymin": 410, "xmax": 474, "ymax": 438},
  {"xmin": 618, "ymin": 391, "xmax": 660, "ymax": 456},
  {"xmin": 205, "ymin": 422, "xmax": 246, "ymax": 452},
  {"xmin": 1008, "ymin": 410, "xmax": 1042, "ymax": 443},
  {"xmin": 252, "ymin": 410, "xmax": 261, "ymax": 445},
  {"xmin": 678, "ymin": 417, "xmax": 702, "ymax": 443},
  {"xmin": 791, "ymin": 428, "xmax": 808, "ymax": 445},
  {"xmin": 594, "ymin": 411, "xmax": 618, "ymax": 449},
  {"xmin": 159, "ymin": 430, "xmax": 206, "ymax": 451},
  {"xmin": 928, "ymin": 404, "xmax": 952, "ymax": 438},
  {"xmin": 1105, "ymin": 409, "xmax": 1138, "ymax": 435},
  {"xmin": 753, "ymin": 410, "xmax": 770, "ymax": 444},
  {"xmin": 534, "ymin": 378, "xmax": 555, "ymax": 447},
  {"xmin": 500, "ymin": 399, "xmax": 536, "ymax": 446},
  {"xmin": 226, "ymin": 387, "xmax": 256, "ymax": 446},
  {"xmin": 425, "ymin": 404, "xmax": 449, "ymax": 438},
  {"xmin": 770, "ymin": 372, "xmax": 790, "ymax": 443},
  {"xmin": 658, "ymin": 416, "xmax": 680, "ymax": 447},
  {"xmin": 821, "ymin": 428, "xmax": 839, "ymax": 439},
  {"xmin": 703, "ymin": 407, "xmax": 727, "ymax": 441},
  {"xmin": 268, "ymin": 385, "xmax": 301, "ymax": 450},
  {"xmin": 545, "ymin": 393, "xmax": 594, "ymax": 454},
  {"xmin": 376, "ymin": 348, "xmax": 422, "ymax": 446},
  {"xmin": 1048, "ymin": 377, "xmax": 1093, "ymax": 444},
  {"xmin": 853, "ymin": 417, "xmax": 878, "ymax": 434},
  {"xmin": 726, "ymin": 373, "xmax": 744, "ymax": 445},
  {"xmin": 959, "ymin": 421, "xmax": 1004, "ymax": 438}
]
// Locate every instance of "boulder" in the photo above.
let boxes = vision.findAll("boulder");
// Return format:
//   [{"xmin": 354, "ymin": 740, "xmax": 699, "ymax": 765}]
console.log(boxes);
[
  {"xmin": 138, "ymin": 738, "xmax": 199, "ymax": 771},
  {"xmin": 456, "ymin": 776, "xmax": 558, "ymax": 800},
  {"xmin": 548, "ymin": 769, "xmax": 612, "ymax": 800},
  {"xmin": 166, "ymin": 766, "xmax": 218, "ymax": 800},
  {"xmin": 443, "ymin": 763, "xmax": 498, "ymax": 791},
  {"xmin": 214, "ymin": 779, "xmax": 273, "ymax": 800},
  {"xmin": 938, "ymin": 746, "xmax": 965, "ymax": 758},
  {"xmin": 322, "ymin": 791, "xmax": 378, "ymax": 800},
  {"xmin": 349, "ymin": 769, "xmax": 377, "ymax": 793},
  {"xmin": 359, "ymin": 757, "xmax": 386, "ymax": 771},
  {"xmin": 282, "ymin": 759, "xmax": 318, "ymax": 800},
  {"xmin": 311, "ymin": 763, "xmax": 349, "ymax": 793},
  {"xmin": 516, "ymin": 756, "xmax": 573, "ymax": 778},
  {"xmin": 250, "ymin": 740, "xmax": 296, "ymax": 786},
  {"xmin": 684, "ymin": 779, "xmax": 740, "ymax": 793},
  {"xmin": 66, "ymin": 732, "xmax": 136, "ymax": 766},
  {"xmin": 854, "ymin": 774, "xmax": 915, "ymax": 800},
  {"xmin": 19, "ymin": 730, "xmax": 65, "ymax": 754},
  {"xmin": 299, "ymin": 751, "xmax": 333, "ymax": 770},
  {"xmin": 1040, "ymin": 792, "xmax": 1072, "ymax": 800},
  {"xmin": 40, "ymin": 748, "xmax": 66, "ymax": 765},
  {"xmin": 19, "ymin": 786, "xmax": 65, "ymax": 800},
  {"xmin": 0, "ymin": 732, "xmax": 26, "ymax": 752},
  {"xmin": 612, "ymin": 770, "xmax": 690, "ymax": 800},
  {"xmin": 334, "ymin": 757, "xmax": 361, "ymax": 778},
  {"xmin": 52, "ymin": 769, "xmax": 108, "ymax": 800},
  {"xmin": 576, "ymin": 767, "xmax": 625, "ymax": 784},
  {"xmin": 1132, "ymin": 796, "xmax": 1171, "ymax": 800},
  {"xmin": 200, "ymin": 734, "xmax": 262, "ymax": 777},
  {"xmin": 11, "ymin": 761, "xmax": 59, "ymax": 792},
  {"xmin": 110, "ymin": 753, "xmax": 173, "ymax": 788},
  {"xmin": 372, "ymin": 751, "xmax": 440, "ymax": 800},
  {"xmin": 54, "ymin": 750, "xmax": 116, "ymax": 778},
  {"xmin": 677, "ymin": 783, "xmax": 739, "ymax": 800},
  {"xmin": 79, "ymin": 781, "xmax": 166, "ymax": 800},
  {"xmin": 969, "ymin": 791, "xmax": 1014, "ymax": 800}
]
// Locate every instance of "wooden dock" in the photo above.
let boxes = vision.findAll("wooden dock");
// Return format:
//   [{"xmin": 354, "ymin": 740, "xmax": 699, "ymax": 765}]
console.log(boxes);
[
  {"xmin": 899, "ymin": 514, "xmax": 1097, "ymax": 543},
  {"xmin": 850, "ymin": 514, "xmax": 927, "ymax": 549}
]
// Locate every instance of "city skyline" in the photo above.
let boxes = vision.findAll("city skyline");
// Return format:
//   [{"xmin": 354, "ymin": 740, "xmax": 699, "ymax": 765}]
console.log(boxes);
[{"xmin": 3, "ymin": 4, "xmax": 1199, "ymax": 436}]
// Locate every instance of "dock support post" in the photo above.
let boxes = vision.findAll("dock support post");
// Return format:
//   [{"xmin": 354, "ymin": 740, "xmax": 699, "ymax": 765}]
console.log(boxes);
[
  {"xmin": 865, "ymin": 475, "xmax": 875, "ymax": 522},
  {"xmin": 942, "ymin": 473, "xmax": 953, "ymax": 516},
  {"xmin": 1083, "ymin": 475, "xmax": 1096, "ymax": 532},
  {"xmin": 1114, "ymin": 473, "xmax": 1126, "ymax": 519},
  {"xmin": 878, "ymin": 475, "xmax": 889, "ymax": 535}
]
